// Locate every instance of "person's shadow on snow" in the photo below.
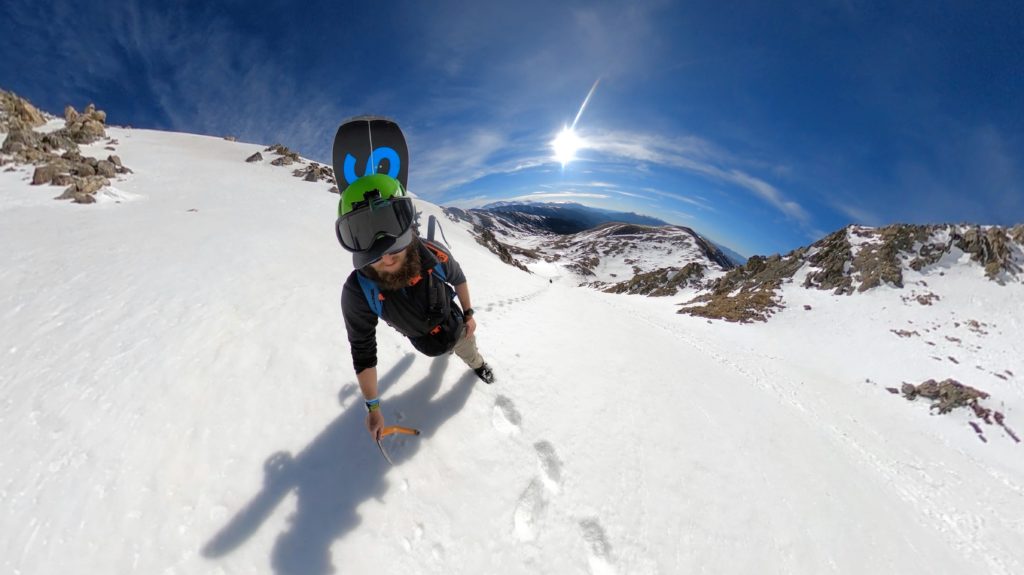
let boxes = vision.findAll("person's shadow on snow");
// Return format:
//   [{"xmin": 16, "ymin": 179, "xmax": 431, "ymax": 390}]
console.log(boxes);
[{"xmin": 201, "ymin": 354, "xmax": 477, "ymax": 574}]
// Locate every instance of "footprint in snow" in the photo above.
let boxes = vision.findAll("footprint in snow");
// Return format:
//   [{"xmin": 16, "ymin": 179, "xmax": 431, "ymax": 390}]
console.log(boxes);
[
  {"xmin": 492, "ymin": 395, "xmax": 522, "ymax": 436},
  {"xmin": 400, "ymin": 522, "xmax": 425, "ymax": 552},
  {"xmin": 534, "ymin": 441, "xmax": 563, "ymax": 493},
  {"xmin": 579, "ymin": 518, "xmax": 617, "ymax": 575},
  {"xmin": 513, "ymin": 479, "xmax": 547, "ymax": 542}
]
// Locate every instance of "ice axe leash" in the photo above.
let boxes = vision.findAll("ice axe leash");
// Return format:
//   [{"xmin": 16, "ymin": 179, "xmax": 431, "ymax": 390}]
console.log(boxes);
[{"xmin": 376, "ymin": 425, "xmax": 421, "ymax": 465}]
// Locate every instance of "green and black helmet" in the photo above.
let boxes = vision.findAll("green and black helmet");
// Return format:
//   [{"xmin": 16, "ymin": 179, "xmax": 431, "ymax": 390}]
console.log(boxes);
[{"xmin": 335, "ymin": 174, "xmax": 417, "ymax": 268}]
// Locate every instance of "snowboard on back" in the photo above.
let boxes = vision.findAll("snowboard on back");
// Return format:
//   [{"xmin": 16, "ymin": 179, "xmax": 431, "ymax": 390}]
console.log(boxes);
[{"xmin": 331, "ymin": 116, "xmax": 409, "ymax": 191}]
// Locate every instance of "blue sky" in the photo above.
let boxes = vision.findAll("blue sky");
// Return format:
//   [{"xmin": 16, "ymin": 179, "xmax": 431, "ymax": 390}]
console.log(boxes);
[{"xmin": 3, "ymin": 1, "xmax": 1022, "ymax": 256}]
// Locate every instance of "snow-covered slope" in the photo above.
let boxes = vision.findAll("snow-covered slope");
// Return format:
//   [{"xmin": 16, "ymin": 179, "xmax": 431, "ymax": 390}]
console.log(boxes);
[{"xmin": 2, "ymin": 122, "xmax": 1024, "ymax": 575}]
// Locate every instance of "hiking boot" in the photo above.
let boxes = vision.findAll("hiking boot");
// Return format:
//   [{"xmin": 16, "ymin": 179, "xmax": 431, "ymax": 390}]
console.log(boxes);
[{"xmin": 474, "ymin": 362, "xmax": 495, "ymax": 384}]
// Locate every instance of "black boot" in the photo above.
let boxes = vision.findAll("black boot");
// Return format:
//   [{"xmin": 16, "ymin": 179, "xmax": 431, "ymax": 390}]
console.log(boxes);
[{"xmin": 474, "ymin": 362, "xmax": 495, "ymax": 384}]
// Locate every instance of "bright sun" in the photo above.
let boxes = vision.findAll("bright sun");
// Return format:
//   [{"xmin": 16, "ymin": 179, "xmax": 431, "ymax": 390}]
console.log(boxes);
[{"xmin": 552, "ymin": 127, "xmax": 583, "ymax": 166}]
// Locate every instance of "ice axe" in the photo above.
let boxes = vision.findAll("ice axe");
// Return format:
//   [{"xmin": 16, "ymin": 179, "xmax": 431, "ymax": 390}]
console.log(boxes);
[{"xmin": 376, "ymin": 425, "xmax": 420, "ymax": 465}]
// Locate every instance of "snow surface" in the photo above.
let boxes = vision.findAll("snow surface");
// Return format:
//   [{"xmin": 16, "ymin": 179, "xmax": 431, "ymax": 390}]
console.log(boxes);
[{"xmin": 2, "ymin": 127, "xmax": 1024, "ymax": 574}]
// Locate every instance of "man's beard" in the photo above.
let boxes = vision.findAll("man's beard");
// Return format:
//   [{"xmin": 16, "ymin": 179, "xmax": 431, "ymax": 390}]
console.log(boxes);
[{"xmin": 364, "ymin": 239, "xmax": 422, "ymax": 291}]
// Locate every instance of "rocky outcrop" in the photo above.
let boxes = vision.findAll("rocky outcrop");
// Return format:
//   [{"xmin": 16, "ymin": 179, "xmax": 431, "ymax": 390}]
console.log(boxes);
[
  {"xmin": 264, "ymin": 143, "xmax": 301, "ymax": 164},
  {"xmin": 292, "ymin": 162, "xmax": 334, "ymax": 183},
  {"xmin": 953, "ymin": 225, "xmax": 1024, "ymax": 281},
  {"xmin": 63, "ymin": 103, "xmax": 108, "ymax": 144},
  {"xmin": 603, "ymin": 263, "xmax": 706, "ymax": 296},
  {"xmin": 249, "ymin": 144, "xmax": 336, "ymax": 187},
  {"xmin": 679, "ymin": 223, "xmax": 1024, "ymax": 323},
  {"xmin": 898, "ymin": 378, "xmax": 1019, "ymax": 443},
  {"xmin": 2, "ymin": 90, "xmax": 130, "ymax": 204},
  {"xmin": 678, "ymin": 252, "xmax": 805, "ymax": 322},
  {"xmin": 1, "ymin": 89, "xmax": 47, "ymax": 131}
]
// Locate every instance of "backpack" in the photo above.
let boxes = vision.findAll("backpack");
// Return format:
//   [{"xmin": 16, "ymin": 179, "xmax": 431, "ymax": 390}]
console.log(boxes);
[{"xmin": 355, "ymin": 216, "xmax": 463, "ymax": 356}]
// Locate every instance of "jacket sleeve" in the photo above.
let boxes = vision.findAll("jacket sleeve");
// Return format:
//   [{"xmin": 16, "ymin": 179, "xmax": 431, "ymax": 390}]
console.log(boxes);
[{"xmin": 341, "ymin": 273, "xmax": 379, "ymax": 373}]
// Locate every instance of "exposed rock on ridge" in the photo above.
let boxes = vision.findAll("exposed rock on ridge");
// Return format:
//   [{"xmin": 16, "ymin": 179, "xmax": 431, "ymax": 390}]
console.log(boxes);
[
  {"xmin": 679, "ymin": 223, "xmax": 1024, "ymax": 322},
  {"xmin": 1, "ymin": 89, "xmax": 131, "ymax": 203}
]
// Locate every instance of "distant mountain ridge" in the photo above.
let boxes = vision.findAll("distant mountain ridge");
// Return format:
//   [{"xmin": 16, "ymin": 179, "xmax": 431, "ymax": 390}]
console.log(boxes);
[{"xmin": 479, "ymin": 201, "xmax": 669, "ymax": 233}]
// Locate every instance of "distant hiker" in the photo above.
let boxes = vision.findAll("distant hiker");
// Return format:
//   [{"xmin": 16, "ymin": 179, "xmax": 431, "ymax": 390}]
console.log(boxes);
[{"xmin": 335, "ymin": 174, "xmax": 495, "ymax": 440}]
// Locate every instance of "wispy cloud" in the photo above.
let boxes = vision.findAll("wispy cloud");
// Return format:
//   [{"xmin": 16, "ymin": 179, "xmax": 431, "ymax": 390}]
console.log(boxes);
[
  {"xmin": 519, "ymin": 191, "xmax": 611, "ymax": 201},
  {"xmin": 412, "ymin": 129, "xmax": 551, "ymax": 196},
  {"xmin": 582, "ymin": 129, "xmax": 812, "ymax": 225}
]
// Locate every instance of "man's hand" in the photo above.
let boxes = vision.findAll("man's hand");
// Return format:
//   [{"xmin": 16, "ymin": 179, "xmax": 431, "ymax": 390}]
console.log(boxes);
[
  {"xmin": 465, "ymin": 315, "xmax": 477, "ymax": 337},
  {"xmin": 366, "ymin": 410, "xmax": 384, "ymax": 441}
]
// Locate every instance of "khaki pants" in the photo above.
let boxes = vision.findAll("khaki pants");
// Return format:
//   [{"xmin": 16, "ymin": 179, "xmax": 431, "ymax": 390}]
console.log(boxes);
[{"xmin": 451, "ymin": 330, "xmax": 484, "ymax": 369}]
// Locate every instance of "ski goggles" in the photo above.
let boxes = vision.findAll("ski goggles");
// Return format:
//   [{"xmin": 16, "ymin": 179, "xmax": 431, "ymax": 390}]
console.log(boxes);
[{"xmin": 335, "ymin": 197, "xmax": 416, "ymax": 252}]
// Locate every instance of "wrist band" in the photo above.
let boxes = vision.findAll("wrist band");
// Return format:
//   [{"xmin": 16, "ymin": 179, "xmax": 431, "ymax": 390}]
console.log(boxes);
[
  {"xmin": 464, "ymin": 307, "xmax": 475, "ymax": 318},
  {"xmin": 365, "ymin": 398, "xmax": 380, "ymax": 412}
]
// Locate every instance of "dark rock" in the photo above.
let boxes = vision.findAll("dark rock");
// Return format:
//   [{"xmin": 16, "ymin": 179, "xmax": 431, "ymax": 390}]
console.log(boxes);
[
  {"xmin": 31, "ymin": 164, "xmax": 60, "ymax": 185},
  {"xmin": 73, "ymin": 162, "xmax": 96, "ymax": 177},
  {"xmin": 245, "ymin": 152, "xmax": 263, "ymax": 163},
  {"xmin": 802, "ymin": 228, "xmax": 854, "ymax": 294},
  {"xmin": 96, "ymin": 160, "xmax": 117, "ymax": 178},
  {"xmin": 2, "ymin": 119, "xmax": 42, "ymax": 153},
  {"xmin": 52, "ymin": 173, "xmax": 74, "ymax": 186},
  {"xmin": 953, "ymin": 226, "xmax": 1021, "ymax": 281},
  {"xmin": 40, "ymin": 130, "xmax": 79, "ymax": 154},
  {"xmin": 902, "ymin": 378, "xmax": 990, "ymax": 414},
  {"xmin": 56, "ymin": 175, "xmax": 109, "ymax": 201}
]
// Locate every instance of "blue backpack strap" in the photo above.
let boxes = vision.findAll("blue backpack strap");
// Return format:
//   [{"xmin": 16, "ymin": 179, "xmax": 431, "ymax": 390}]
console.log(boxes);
[{"xmin": 356, "ymin": 271, "xmax": 384, "ymax": 317}]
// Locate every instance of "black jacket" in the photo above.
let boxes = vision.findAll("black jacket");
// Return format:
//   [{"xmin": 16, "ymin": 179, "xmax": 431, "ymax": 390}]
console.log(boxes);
[{"xmin": 341, "ymin": 239, "xmax": 467, "ymax": 373}]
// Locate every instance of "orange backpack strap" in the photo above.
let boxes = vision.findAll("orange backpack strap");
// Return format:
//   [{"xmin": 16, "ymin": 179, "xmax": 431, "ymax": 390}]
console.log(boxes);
[{"xmin": 424, "ymin": 239, "xmax": 449, "ymax": 264}]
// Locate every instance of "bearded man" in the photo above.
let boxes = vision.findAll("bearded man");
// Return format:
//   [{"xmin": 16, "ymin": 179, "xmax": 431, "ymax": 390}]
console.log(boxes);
[{"xmin": 336, "ymin": 174, "xmax": 494, "ymax": 440}]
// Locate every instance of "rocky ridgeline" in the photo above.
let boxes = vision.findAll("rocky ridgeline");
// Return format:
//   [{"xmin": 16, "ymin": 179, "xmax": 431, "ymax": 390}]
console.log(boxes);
[
  {"xmin": 245, "ymin": 144, "xmax": 336, "ymax": 189},
  {"xmin": 1, "ymin": 89, "xmax": 131, "ymax": 204},
  {"xmin": 679, "ymin": 223, "xmax": 1024, "ymax": 322}
]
